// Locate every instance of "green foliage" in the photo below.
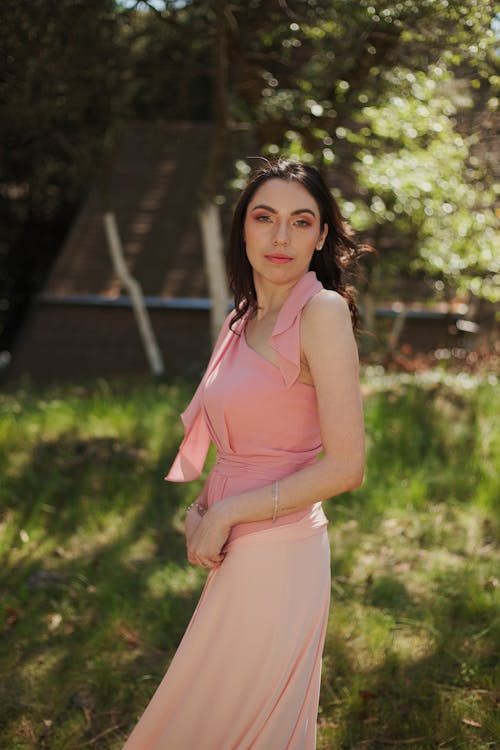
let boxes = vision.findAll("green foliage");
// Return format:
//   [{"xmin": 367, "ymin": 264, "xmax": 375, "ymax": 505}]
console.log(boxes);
[
  {"xmin": 350, "ymin": 65, "xmax": 498, "ymax": 301},
  {"xmin": 230, "ymin": 0, "xmax": 499, "ymax": 301},
  {"xmin": 0, "ymin": 0, "xmax": 127, "ymax": 347},
  {"xmin": 0, "ymin": 372, "xmax": 498, "ymax": 748},
  {"xmin": 1, "ymin": 0, "xmax": 125, "ymax": 216},
  {"xmin": 117, "ymin": 1, "xmax": 213, "ymax": 120}
]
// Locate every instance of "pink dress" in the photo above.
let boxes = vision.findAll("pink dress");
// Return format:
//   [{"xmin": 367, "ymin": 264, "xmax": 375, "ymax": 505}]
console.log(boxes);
[{"xmin": 122, "ymin": 272, "xmax": 331, "ymax": 750}]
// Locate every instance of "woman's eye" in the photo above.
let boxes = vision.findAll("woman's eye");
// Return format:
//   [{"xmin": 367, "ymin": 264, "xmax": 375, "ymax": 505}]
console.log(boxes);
[
  {"xmin": 255, "ymin": 214, "xmax": 271, "ymax": 222},
  {"xmin": 295, "ymin": 218, "xmax": 311, "ymax": 227}
]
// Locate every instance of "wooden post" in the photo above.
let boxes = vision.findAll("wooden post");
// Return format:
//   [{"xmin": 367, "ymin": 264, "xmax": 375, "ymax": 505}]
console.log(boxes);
[
  {"xmin": 199, "ymin": 203, "xmax": 230, "ymax": 344},
  {"xmin": 103, "ymin": 212, "xmax": 165, "ymax": 376}
]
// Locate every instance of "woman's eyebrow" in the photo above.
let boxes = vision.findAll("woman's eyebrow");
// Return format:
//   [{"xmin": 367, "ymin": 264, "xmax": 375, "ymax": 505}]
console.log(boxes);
[{"xmin": 250, "ymin": 203, "xmax": 317, "ymax": 217}]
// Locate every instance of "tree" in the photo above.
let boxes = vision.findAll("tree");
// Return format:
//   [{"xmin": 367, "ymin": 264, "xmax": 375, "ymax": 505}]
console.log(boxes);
[
  {"xmin": 0, "ymin": 0, "xmax": 126, "ymax": 349},
  {"xmin": 227, "ymin": 0, "xmax": 498, "ymax": 305}
]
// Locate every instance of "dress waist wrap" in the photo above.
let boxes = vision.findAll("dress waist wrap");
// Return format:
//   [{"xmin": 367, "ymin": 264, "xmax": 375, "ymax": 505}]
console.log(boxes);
[{"xmin": 214, "ymin": 452, "xmax": 317, "ymax": 481}]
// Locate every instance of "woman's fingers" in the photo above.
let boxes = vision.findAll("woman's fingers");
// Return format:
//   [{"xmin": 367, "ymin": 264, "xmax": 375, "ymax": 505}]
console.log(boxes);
[
  {"xmin": 188, "ymin": 548, "xmax": 225, "ymax": 569},
  {"xmin": 187, "ymin": 539, "xmax": 226, "ymax": 569},
  {"xmin": 187, "ymin": 546, "xmax": 215, "ymax": 568}
]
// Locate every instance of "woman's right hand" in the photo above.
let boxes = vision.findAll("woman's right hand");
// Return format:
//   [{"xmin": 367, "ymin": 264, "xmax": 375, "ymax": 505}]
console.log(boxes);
[
  {"xmin": 186, "ymin": 501, "xmax": 231, "ymax": 571},
  {"xmin": 185, "ymin": 504, "xmax": 225, "ymax": 570}
]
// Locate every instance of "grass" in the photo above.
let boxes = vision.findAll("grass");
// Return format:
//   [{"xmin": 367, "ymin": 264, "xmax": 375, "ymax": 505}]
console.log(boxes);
[{"xmin": 0, "ymin": 371, "xmax": 498, "ymax": 750}]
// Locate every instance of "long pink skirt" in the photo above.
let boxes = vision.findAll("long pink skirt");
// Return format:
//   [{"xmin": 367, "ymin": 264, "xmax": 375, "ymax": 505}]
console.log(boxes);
[{"xmin": 122, "ymin": 521, "xmax": 331, "ymax": 750}]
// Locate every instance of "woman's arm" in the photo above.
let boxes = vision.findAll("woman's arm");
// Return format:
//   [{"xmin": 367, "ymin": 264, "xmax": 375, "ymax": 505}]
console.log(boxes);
[{"xmin": 215, "ymin": 290, "xmax": 364, "ymax": 526}]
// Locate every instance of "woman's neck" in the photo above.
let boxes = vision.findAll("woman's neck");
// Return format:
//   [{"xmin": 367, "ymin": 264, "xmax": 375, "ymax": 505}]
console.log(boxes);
[{"xmin": 252, "ymin": 275, "xmax": 301, "ymax": 321}]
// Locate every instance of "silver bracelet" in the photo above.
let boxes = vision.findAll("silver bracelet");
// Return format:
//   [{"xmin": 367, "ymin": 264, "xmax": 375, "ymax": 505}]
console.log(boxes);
[
  {"xmin": 187, "ymin": 501, "xmax": 207, "ymax": 517},
  {"xmin": 272, "ymin": 480, "xmax": 279, "ymax": 524}
]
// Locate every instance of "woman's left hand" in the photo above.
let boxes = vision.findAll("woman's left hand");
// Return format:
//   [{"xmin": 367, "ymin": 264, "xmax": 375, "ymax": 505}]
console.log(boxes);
[{"xmin": 187, "ymin": 505, "xmax": 231, "ymax": 570}]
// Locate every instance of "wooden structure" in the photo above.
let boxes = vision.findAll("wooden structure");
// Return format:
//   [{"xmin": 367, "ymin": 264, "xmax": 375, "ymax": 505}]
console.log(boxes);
[{"xmin": 7, "ymin": 121, "xmax": 253, "ymax": 381}]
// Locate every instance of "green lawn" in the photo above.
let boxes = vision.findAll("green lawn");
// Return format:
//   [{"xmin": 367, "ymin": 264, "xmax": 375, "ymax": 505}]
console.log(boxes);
[{"xmin": 1, "ymin": 371, "xmax": 498, "ymax": 750}]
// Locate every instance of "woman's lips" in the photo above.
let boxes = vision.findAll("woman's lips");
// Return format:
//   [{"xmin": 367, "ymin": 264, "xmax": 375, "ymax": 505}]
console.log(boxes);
[{"xmin": 265, "ymin": 254, "xmax": 293, "ymax": 264}]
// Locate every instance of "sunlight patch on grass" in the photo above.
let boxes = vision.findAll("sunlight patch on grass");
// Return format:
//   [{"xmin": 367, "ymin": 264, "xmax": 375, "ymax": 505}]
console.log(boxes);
[
  {"xmin": 330, "ymin": 603, "xmax": 397, "ymax": 672},
  {"xmin": 5, "ymin": 501, "xmax": 142, "ymax": 568},
  {"xmin": 147, "ymin": 563, "xmax": 206, "ymax": 599},
  {"xmin": 389, "ymin": 624, "xmax": 436, "ymax": 662},
  {"xmin": 122, "ymin": 533, "xmax": 158, "ymax": 565},
  {"xmin": 16, "ymin": 643, "xmax": 67, "ymax": 687}
]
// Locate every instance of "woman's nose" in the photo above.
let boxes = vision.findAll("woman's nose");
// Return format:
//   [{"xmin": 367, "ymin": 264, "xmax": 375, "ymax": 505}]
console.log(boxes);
[{"xmin": 273, "ymin": 222, "xmax": 289, "ymax": 245}]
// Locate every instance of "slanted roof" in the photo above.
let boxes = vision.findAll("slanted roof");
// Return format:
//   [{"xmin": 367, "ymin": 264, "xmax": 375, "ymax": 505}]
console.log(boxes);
[
  {"xmin": 46, "ymin": 120, "xmax": 253, "ymax": 301},
  {"xmin": 6, "ymin": 121, "xmax": 255, "ymax": 382}
]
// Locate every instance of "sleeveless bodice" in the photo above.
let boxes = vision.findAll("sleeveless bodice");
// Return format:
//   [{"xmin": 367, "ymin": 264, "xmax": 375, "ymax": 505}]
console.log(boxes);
[
  {"xmin": 166, "ymin": 272, "xmax": 328, "ymax": 544},
  {"xmin": 203, "ymin": 332, "xmax": 321, "ymax": 462}
]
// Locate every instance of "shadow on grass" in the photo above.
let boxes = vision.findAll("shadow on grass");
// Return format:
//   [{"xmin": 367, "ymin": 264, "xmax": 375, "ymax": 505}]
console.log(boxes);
[
  {"xmin": 319, "ymin": 565, "xmax": 499, "ymax": 750},
  {"xmin": 0, "ymin": 430, "xmax": 208, "ymax": 748}
]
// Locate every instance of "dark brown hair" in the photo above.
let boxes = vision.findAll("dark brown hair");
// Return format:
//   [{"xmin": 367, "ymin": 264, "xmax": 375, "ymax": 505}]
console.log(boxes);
[{"xmin": 227, "ymin": 158, "xmax": 370, "ymax": 331}]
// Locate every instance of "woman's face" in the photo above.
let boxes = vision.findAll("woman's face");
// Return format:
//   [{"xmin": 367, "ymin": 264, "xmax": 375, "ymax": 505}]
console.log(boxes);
[{"xmin": 243, "ymin": 178, "xmax": 328, "ymax": 288}]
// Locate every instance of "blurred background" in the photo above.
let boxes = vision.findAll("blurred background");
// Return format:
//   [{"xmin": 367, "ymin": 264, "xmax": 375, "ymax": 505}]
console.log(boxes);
[
  {"xmin": 1, "ymin": 0, "xmax": 498, "ymax": 382},
  {"xmin": 1, "ymin": 4, "xmax": 499, "ymax": 749}
]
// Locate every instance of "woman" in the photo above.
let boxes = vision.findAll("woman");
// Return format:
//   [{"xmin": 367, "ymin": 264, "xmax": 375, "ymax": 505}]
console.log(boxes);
[{"xmin": 122, "ymin": 158, "xmax": 366, "ymax": 749}]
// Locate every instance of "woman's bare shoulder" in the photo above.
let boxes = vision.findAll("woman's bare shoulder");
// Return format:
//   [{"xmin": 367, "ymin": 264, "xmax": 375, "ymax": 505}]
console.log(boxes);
[{"xmin": 302, "ymin": 289, "xmax": 351, "ymax": 332}]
